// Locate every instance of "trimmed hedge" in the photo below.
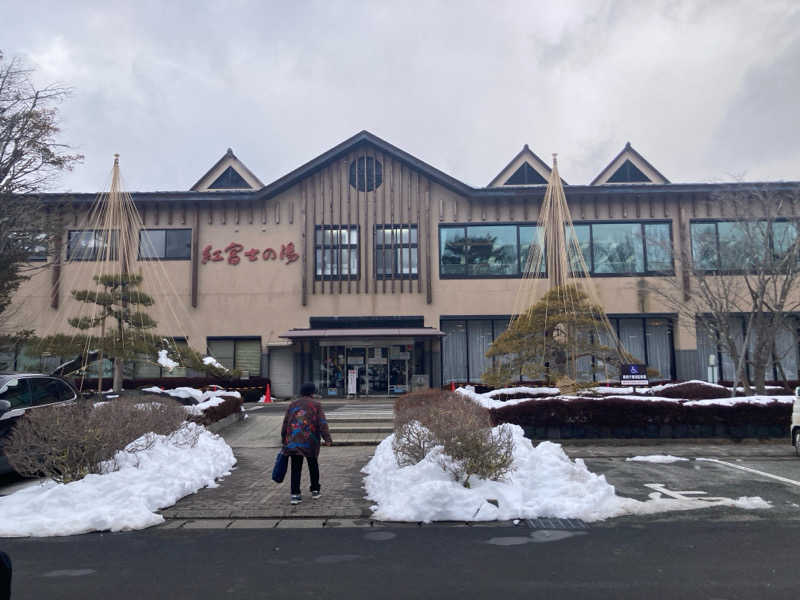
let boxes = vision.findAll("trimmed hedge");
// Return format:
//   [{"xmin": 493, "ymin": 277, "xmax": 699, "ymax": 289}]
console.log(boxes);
[
  {"xmin": 646, "ymin": 381, "xmax": 791, "ymax": 400},
  {"xmin": 75, "ymin": 376, "xmax": 269, "ymax": 403},
  {"xmin": 489, "ymin": 390, "xmax": 561, "ymax": 402},
  {"xmin": 490, "ymin": 397, "xmax": 791, "ymax": 439},
  {"xmin": 187, "ymin": 394, "xmax": 243, "ymax": 426}
]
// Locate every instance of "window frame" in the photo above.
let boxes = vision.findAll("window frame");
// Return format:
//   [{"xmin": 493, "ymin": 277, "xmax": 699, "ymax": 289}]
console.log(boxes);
[
  {"xmin": 374, "ymin": 224, "xmax": 419, "ymax": 280},
  {"xmin": 439, "ymin": 315, "xmax": 512, "ymax": 383},
  {"xmin": 137, "ymin": 228, "xmax": 193, "ymax": 261},
  {"xmin": 438, "ymin": 222, "xmax": 546, "ymax": 279},
  {"xmin": 66, "ymin": 229, "xmax": 119, "ymax": 261},
  {"xmin": 569, "ymin": 220, "xmax": 675, "ymax": 277},
  {"xmin": 314, "ymin": 225, "xmax": 360, "ymax": 281},
  {"xmin": 206, "ymin": 336, "xmax": 262, "ymax": 376},
  {"xmin": 689, "ymin": 218, "xmax": 797, "ymax": 274}
]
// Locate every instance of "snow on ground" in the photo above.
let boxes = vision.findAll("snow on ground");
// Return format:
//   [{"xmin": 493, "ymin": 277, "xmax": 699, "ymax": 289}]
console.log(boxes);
[
  {"xmin": 156, "ymin": 349, "xmax": 179, "ymax": 372},
  {"xmin": 362, "ymin": 424, "xmax": 771, "ymax": 523},
  {"xmin": 142, "ymin": 386, "xmax": 241, "ymax": 405},
  {"xmin": 626, "ymin": 455, "xmax": 689, "ymax": 464},
  {"xmin": 0, "ymin": 423, "xmax": 235, "ymax": 537}
]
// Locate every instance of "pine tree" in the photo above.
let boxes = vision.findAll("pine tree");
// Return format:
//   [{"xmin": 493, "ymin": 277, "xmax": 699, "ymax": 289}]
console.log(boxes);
[
  {"xmin": 45, "ymin": 273, "xmax": 158, "ymax": 393},
  {"xmin": 38, "ymin": 272, "xmax": 235, "ymax": 392},
  {"xmin": 484, "ymin": 284, "xmax": 629, "ymax": 387}
]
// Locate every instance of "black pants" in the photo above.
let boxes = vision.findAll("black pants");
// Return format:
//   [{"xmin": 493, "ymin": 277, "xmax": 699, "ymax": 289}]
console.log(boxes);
[
  {"xmin": 290, "ymin": 455, "xmax": 320, "ymax": 495},
  {"xmin": 0, "ymin": 550, "xmax": 10, "ymax": 600}
]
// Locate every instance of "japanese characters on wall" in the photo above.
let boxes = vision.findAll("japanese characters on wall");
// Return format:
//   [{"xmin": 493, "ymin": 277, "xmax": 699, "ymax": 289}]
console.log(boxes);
[{"xmin": 201, "ymin": 242, "xmax": 299, "ymax": 265}]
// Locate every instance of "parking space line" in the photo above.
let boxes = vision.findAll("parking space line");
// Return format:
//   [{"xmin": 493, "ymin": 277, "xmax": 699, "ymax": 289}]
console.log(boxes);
[{"xmin": 698, "ymin": 458, "xmax": 800, "ymax": 488}]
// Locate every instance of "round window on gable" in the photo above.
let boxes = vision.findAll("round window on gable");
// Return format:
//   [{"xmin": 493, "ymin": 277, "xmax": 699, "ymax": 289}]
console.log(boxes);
[{"xmin": 349, "ymin": 157, "xmax": 383, "ymax": 192}]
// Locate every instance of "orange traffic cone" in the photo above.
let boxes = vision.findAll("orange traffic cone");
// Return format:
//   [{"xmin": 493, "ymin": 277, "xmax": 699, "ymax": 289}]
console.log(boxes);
[
  {"xmin": 261, "ymin": 382, "xmax": 272, "ymax": 403},
  {"xmin": 449, "ymin": 381, "xmax": 456, "ymax": 392}
]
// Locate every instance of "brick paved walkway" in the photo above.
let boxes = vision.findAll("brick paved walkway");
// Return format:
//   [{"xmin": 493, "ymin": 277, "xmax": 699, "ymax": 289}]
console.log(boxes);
[{"xmin": 161, "ymin": 413, "xmax": 378, "ymax": 520}]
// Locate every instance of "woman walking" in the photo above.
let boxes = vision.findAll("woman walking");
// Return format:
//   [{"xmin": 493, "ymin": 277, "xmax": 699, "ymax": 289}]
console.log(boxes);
[{"xmin": 280, "ymin": 382, "xmax": 333, "ymax": 505}]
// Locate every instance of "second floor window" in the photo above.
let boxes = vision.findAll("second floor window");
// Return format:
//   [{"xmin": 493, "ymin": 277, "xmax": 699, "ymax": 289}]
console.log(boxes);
[
  {"xmin": 315, "ymin": 225, "xmax": 359, "ymax": 279},
  {"xmin": 375, "ymin": 225, "xmax": 417, "ymax": 278},
  {"xmin": 139, "ymin": 229, "xmax": 192, "ymax": 260},
  {"xmin": 440, "ymin": 224, "xmax": 544, "ymax": 278},
  {"xmin": 567, "ymin": 221, "xmax": 673, "ymax": 275},
  {"xmin": 690, "ymin": 219, "xmax": 798, "ymax": 271},
  {"xmin": 67, "ymin": 230, "xmax": 118, "ymax": 261}
]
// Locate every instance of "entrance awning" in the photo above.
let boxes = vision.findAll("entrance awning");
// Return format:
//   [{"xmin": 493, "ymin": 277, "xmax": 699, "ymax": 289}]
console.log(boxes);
[{"xmin": 280, "ymin": 327, "xmax": 445, "ymax": 339}]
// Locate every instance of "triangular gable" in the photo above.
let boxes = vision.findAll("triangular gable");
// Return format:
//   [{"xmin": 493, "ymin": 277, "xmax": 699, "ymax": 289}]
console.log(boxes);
[
  {"xmin": 252, "ymin": 130, "xmax": 474, "ymax": 201},
  {"xmin": 191, "ymin": 148, "xmax": 264, "ymax": 192},
  {"xmin": 209, "ymin": 166, "xmax": 251, "ymax": 189},
  {"xmin": 590, "ymin": 142, "xmax": 669, "ymax": 185},
  {"xmin": 487, "ymin": 144, "xmax": 561, "ymax": 187}
]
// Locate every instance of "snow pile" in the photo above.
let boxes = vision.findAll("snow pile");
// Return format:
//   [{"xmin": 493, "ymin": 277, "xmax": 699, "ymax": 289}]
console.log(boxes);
[
  {"xmin": 183, "ymin": 396, "xmax": 229, "ymax": 416},
  {"xmin": 363, "ymin": 424, "xmax": 771, "ymax": 523},
  {"xmin": 203, "ymin": 356, "xmax": 227, "ymax": 371},
  {"xmin": 626, "ymin": 455, "xmax": 689, "ymax": 464},
  {"xmin": 156, "ymin": 350, "xmax": 179, "ymax": 372},
  {"xmin": 142, "ymin": 386, "xmax": 241, "ymax": 405},
  {"xmin": 0, "ymin": 423, "xmax": 236, "ymax": 537}
]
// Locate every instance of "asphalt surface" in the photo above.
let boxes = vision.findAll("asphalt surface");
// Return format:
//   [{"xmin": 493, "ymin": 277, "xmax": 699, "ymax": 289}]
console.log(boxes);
[{"xmin": 2, "ymin": 521, "xmax": 799, "ymax": 599}]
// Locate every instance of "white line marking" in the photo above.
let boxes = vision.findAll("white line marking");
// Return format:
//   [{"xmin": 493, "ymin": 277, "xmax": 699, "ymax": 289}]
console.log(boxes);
[{"xmin": 697, "ymin": 458, "xmax": 800, "ymax": 487}]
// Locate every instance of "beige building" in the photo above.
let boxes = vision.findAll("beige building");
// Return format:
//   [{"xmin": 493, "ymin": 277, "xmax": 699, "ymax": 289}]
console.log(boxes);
[{"xmin": 5, "ymin": 131, "xmax": 800, "ymax": 396}]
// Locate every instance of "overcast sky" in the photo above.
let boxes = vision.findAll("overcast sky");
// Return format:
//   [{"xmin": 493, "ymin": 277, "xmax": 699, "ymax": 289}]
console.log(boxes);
[{"xmin": 5, "ymin": 0, "xmax": 800, "ymax": 192}]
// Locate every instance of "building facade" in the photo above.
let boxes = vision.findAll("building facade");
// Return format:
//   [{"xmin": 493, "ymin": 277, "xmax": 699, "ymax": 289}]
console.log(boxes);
[{"xmin": 5, "ymin": 131, "xmax": 800, "ymax": 396}]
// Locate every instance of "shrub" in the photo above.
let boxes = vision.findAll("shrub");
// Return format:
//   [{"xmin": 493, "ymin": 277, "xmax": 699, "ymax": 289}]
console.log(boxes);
[
  {"xmin": 5, "ymin": 397, "xmax": 187, "ymax": 483},
  {"xmin": 393, "ymin": 389, "xmax": 514, "ymax": 487},
  {"xmin": 392, "ymin": 420, "xmax": 438, "ymax": 467}
]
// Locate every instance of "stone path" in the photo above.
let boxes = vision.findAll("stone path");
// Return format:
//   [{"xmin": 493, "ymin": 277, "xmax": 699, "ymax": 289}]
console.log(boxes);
[{"xmin": 160, "ymin": 404, "xmax": 389, "ymax": 526}]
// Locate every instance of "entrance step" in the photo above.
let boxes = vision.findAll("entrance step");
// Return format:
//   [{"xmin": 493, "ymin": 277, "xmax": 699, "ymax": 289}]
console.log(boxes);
[
  {"xmin": 331, "ymin": 431, "xmax": 392, "ymax": 446},
  {"xmin": 327, "ymin": 417, "xmax": 393, "ymax": 424},
  {"xmin": 326, "ymin": 403, "xmax": 394, "ymax": 445},
  {"xmin": 328, "ymin": 423, "xmax": 394, "ymax": 434}
]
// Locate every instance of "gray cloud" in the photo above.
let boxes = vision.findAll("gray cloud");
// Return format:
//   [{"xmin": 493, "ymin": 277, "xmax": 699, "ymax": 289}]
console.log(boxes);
[{"xmin": 4, "ymin": 0, "xmax": 799, "ymax": 192}]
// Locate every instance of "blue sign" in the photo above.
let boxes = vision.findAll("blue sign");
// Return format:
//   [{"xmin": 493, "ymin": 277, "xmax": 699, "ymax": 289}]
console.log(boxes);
[{"xmin": 621, "ymin": 364, "xmax": 648, "ymax": 386}]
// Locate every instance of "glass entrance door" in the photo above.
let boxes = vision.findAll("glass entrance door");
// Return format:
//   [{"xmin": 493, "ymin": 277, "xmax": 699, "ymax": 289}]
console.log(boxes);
[
  {"xmin": 389, "ymin": 344, "xmax": 410, "ymax": 394},
  {"xmin": 345, "ymin": 347, "xmax": 366, "ymax": 396},
  {"xmin": 367, "ymin": 347, "xmax": 388, "ymax": 395}
]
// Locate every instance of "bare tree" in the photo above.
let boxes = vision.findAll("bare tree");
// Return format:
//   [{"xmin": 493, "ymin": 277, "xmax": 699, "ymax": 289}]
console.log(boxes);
[
  {"xmin": 0, "ymin": 51, "xmax": 82, "ymax": 327},
  {"xmin": 649, "ymin": 185, "xmax": 800, "ymax": 395}
]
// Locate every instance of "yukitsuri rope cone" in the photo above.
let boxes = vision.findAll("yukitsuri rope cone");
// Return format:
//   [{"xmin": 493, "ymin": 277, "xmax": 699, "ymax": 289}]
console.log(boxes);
[
  {"xmin": 36, "ymin": 155, "xmax": 197, "ymax": 393},
  {"xmin": 502, "ymin": 154, "xmax": 633, "ymax": 384}
]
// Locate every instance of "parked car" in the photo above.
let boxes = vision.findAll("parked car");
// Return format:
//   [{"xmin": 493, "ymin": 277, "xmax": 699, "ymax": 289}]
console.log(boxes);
[{"xmin": 0, "ymin": 373, "xmax": 79, "ymax": 475}]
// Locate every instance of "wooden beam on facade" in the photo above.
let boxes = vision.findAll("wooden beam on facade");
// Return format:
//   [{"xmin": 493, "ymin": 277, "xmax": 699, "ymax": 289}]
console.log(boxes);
[
  {"xmin": 191, "ymin": 203, "xmax": 200, "ymax": 308},
  {"xmin": 425, "ymin": 178, "xmax": 433, "ymax": 305},
  {"xmin": 301, "ymin": 180, "xmax": 308, "ymax": 306}
]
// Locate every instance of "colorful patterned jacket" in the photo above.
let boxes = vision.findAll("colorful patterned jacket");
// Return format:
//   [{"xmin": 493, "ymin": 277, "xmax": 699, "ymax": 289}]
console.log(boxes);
[{"xmin": 280, "ymin": 397, "xmax": 332, "ymax": 457}]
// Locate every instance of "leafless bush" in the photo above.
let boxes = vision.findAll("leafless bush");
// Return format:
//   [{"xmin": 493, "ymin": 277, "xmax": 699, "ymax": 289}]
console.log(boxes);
[
  {"xmin": 392, "ymin": 389, "xmax": 515, "ymax": 487},
  {"xmin": 6, "ymin": 397, "xmax": 187, "ymax": 483},
  {"xmin": 392, "ymin": 420, "xmax": 438, "ymax": 467}
]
